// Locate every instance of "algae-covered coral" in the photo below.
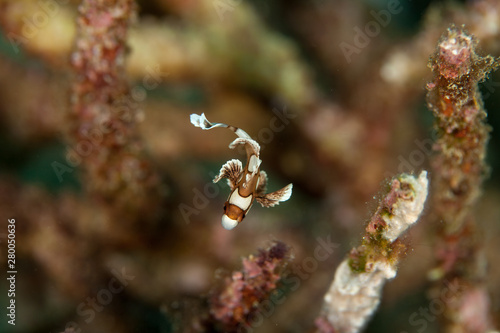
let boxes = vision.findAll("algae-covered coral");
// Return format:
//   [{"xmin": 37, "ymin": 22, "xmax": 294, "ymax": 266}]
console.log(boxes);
[{"xmin": 0, "ymin": 1, "xmax": 499, "ymax": 333}]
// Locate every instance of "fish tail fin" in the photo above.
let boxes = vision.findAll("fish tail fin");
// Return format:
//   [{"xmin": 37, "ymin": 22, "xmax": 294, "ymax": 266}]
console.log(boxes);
[{"xmin": 190, "ymin": 113, "xmax": 251, "ymax": 139}]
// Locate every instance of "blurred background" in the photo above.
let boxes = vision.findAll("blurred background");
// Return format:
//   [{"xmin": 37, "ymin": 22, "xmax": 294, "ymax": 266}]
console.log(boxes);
[{"xmin": 0, "ymin": 0, "xmax": 499, "ymax": 332}]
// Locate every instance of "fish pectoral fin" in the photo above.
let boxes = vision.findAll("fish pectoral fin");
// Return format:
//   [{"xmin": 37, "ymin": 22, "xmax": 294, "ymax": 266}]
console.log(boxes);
[
  {"xmin": 256, "ymin": 183, "xmax": 293, "ymax": 208},
  {"xmin": 213, "ymin": 159, "xmax": 243, "ymax": 190}
]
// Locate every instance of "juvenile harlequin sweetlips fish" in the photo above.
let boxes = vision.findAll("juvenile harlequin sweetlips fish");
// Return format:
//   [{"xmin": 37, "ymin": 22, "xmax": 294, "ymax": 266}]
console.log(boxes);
[{"xmin": 190, "ymin": 113, "xmax": 293, "ymax": 230}]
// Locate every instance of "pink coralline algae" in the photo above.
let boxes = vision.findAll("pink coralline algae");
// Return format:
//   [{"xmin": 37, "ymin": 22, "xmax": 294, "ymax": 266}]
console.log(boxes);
[{"xmin": 208, "ymin": 241, "xmax": 291, "ymax": 331}]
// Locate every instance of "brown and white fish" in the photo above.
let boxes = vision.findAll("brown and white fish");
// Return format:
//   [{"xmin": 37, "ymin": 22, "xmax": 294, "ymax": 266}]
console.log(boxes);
[{"xmin": 190, "ymin": 113, "xmax": 293, "ymax": 230}]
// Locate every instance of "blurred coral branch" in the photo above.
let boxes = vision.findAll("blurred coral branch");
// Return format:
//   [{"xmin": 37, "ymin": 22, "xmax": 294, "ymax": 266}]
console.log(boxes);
[
  {"xmin": 68, "ymin": 0, "xmax": 163, "ymax": 225},
  {"xmin": 190, "ymin": 241, "xmax": 292, "ymax": 332}
]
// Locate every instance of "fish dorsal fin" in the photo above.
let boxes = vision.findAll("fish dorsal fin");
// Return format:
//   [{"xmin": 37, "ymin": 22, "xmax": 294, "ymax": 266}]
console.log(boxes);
[{"xmin": 229, "ymin": 137, "xmax": 260, "ymax": 160}]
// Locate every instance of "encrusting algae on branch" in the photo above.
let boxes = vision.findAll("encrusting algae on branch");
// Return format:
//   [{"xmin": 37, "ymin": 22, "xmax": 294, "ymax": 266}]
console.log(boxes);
[
  {"xmin": 426, "ymin": 25, "xmax": 499, "ymax": 333},
  {"xmin": 205, "ymin": 241, "xmax": 292, "ymax": 332},
  {"xmin": 316, "ymin": 171, "xmax": 429, "ymax": 333},
  {"xmin": 427, "ymin": 25, "xmax": 498, "ymax": 235}
]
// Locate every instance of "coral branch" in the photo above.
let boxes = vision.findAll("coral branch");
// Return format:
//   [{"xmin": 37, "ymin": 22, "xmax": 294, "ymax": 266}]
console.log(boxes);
[
  {"xmin": 426, "ymin": 25, "xmax": 499, "ymax": 332},
  {"xmin": 317, "ymin": 171, "xmax": 429, "ymax": 333},
  {"xmin": 201, "ymin": 241, "xmax": 292, "ymax": 332},
  {"xmin": 69, "ymin": 0, "xmax": 162, "ymax": 222},
  {"xmin": 427, "ymin": 25, "xmax": 498, "ymax": 235}
]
